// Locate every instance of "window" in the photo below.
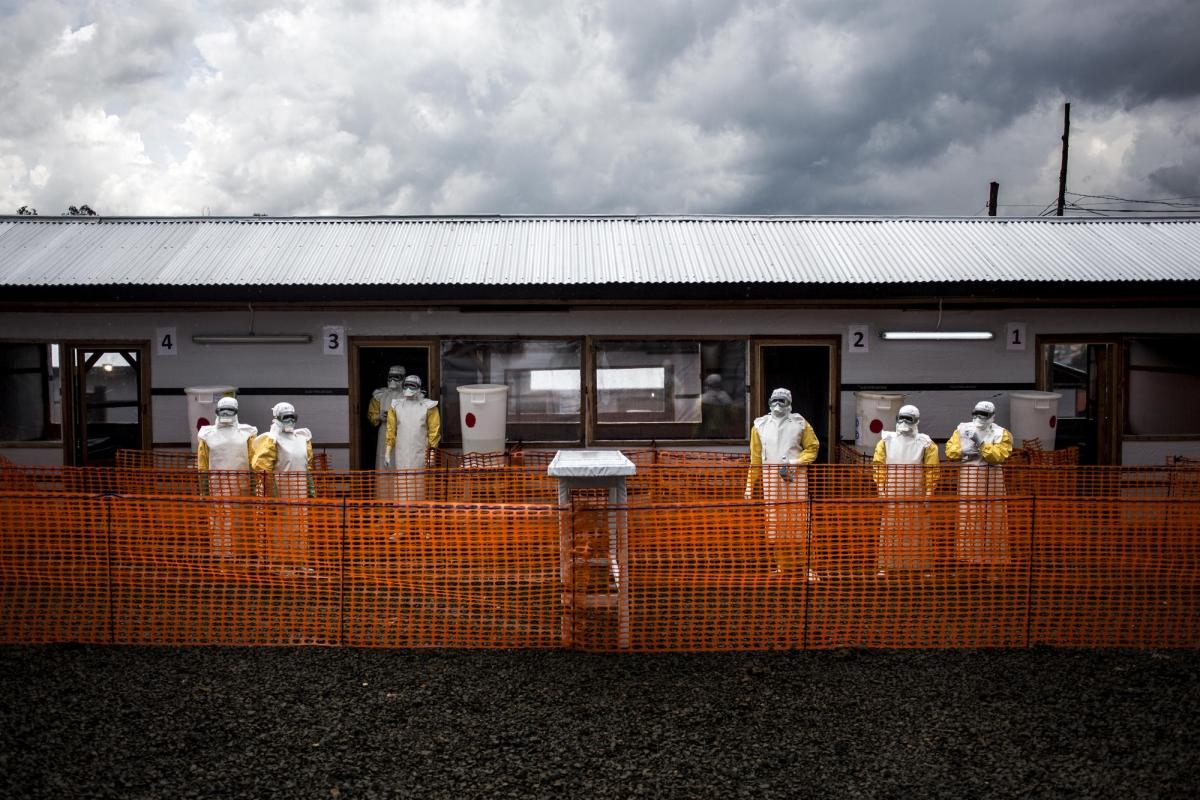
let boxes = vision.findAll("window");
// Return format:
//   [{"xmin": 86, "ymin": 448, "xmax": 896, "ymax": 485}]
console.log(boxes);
[
  {"xmin": 1047, "ymin": 343, "xmax": 1090, "ymax": 418},
  {"xmin": 0, "ymin": 343, "xmax": 61, "ymax": 442},
  {"xmin": 441, "ymin": 339, "xmax": 582, "ymax": 444},
  {"xmin": 1127, "ymin": 337, "xmax": 1200, "ymax": 436},
  {"xmin": 593, "ymin": 339, "xmax": 747, "ymax": 441}
]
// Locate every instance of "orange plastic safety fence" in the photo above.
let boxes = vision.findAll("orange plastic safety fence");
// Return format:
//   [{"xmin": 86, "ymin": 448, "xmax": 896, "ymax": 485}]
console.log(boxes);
[
  {"xmin": 116, "ymin": 448, "xmax": 331, "ymax": 472},
  {"xmin": 1, "ymin": 491, "xmax": 564, "ymax": 648},
  {"xmin": 2, "ymin": 464, "xmax": 1197, "ymax": 651}
]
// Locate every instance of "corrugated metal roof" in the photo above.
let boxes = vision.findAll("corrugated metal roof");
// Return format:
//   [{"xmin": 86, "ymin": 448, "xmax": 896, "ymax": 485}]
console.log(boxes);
[{"xmin": 0, "ymin": 215, "xmax": 1197, "ymax": 286}]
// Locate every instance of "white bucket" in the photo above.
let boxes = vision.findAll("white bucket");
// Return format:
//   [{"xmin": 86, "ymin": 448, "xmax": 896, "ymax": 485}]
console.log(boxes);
[
  {"xmin": 457, "ymin": 383, "xmax": 509, "ymax": 454},
  {"xmin": 184, "ymin": 385, "xmax": 237, "ymax": 450},
  {"xmin": 1009, "ymin": 391, "xmax": 1063, "ymax": 450},
  {"xmin": 854, "ymin": 391, "xmax": 906, "ymax": 452}
]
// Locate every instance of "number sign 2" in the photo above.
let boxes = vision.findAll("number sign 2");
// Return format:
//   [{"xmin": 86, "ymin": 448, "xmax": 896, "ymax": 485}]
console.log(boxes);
[
  {"xmin": 323, "ymin": 326, "xmax": 345, "ymax": 356},
  {"xmin": 848, "ymin": 324, "xmax": 869, "ymax": 354}
]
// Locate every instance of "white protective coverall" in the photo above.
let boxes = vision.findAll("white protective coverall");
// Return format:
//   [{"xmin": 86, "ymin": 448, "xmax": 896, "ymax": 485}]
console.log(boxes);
[
  {"xmin": 368, "ymin": 366, "xmax": 407, "ymax": 479},
  {"xmin": 196, "ymin": 398, "xmax": 257, "ymax": 556},
  {"xmin": 745, "ymin": 389, "xmax": 820, "ymax": 577},
  {"xmin": 871, "ymin": 407, "xmax": 940, "ymax": 573},
  {"xmin": 251, "ymin": 403, "xmax": 315, "ymax": 571},
  {"xmin": 384, "ymin": 381, "xmax": 442, "ymax": 502},
  {"xmin": 945, "ymin": 403, "xmax": 1014, "ymax": 565}
]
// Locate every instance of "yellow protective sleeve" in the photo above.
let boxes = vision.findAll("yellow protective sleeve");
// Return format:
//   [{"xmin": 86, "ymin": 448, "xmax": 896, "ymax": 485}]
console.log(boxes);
[
  {"xmin": 249, "ymin": 435, "xmax": 277, "ymax": 473},
  {"xmin": 923, "ymin": 441, "xmax": 941, "ymax": 493},
  {"xmin": 385, "ymin": 408, "xmax": 396, "ymax": 453},
  {"xmin": 871, "ymin": 439, "xmax": 888, "ymax": 488},
  {"xmin": 197, "ymin": 440, "xmax": 210, "ymax": 472},
  {"xmin": 797, "ymin": 424, "xmax": 820, "ymax": 465},
  {"xmin": 306, "ymin": 441, "xmax": 315, "ymax": 497},
  {"xmin": 944, "ymin": 429, "xmax": 963, "ymax": 461},
  {"xmin": 246, "ymin": 436, "xmax": 256, "ymax": 468},
  {"xmin": 367, "ymin": 395, "xmax": 382, "ymax": 426},
  {"xmin": 426, "ymin": 407, "xmax": 442, "ymax": 449},
  {"xmin": 745, "ymin": 426, "xmax": 763, "ymax": 491},
  {"xmin": 980, "ymin": 429, "xmax": 1014, "ymax": 465}
]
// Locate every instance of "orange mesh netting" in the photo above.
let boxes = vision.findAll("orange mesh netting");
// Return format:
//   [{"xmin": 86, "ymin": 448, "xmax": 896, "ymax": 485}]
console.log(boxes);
[{"xmin": 1, "ymin": 462, "xmax": 1197, "ymax": 650}]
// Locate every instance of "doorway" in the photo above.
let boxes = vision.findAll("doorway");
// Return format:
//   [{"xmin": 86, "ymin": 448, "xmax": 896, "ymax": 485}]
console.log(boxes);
[
  {"xmin": 349, "ymin": 340, "xmax": 436, "ymax": 469},
  {"xmin": 1037, "ymin": 337, "xmax": 1120, "ymax": 464},
  {"xmin": 753, "ymin": 338, "xmax": 839, "ymax": 463},
  {"xmin": 63, "ymin": 343, "xmax": 151, "ymax": 466}
]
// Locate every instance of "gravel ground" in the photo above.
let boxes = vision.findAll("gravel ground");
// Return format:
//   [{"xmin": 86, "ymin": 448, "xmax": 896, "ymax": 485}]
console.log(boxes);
[{"xmin": 2, "ymin": 645, "xmax": 1197, "ymax": 799}]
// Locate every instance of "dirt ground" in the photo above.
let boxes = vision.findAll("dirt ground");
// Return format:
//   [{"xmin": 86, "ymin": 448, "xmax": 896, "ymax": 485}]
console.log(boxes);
[{"xmin": 2, "ymin": 645, "xmax": 1197, "ymax": 799}]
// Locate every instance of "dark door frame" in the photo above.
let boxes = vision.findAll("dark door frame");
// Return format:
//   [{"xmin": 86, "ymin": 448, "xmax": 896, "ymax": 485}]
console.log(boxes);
[
  {"xmin": 348, "ymin": 337, "xmax": 438, "ymax": 470},
  {"xmin": 62, "ymin": 340, "xmax": 152, "ymax": 465},
  {"xmin": 751, "ymin": 336, "xmax": 842, "ymax": 463},
  {"xmin": 1035, "ymin": 334, "xmax": 1122, "ymax": 465}
]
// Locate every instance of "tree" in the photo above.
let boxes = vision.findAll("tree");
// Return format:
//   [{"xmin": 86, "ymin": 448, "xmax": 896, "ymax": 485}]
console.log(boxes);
[
  {"xmin": 16, "ymin": 205, "xmax": 38, "ymax": 215},
  {"xmin": 64, "ymin": 204, "xmax": 97, "ymax": 216}
]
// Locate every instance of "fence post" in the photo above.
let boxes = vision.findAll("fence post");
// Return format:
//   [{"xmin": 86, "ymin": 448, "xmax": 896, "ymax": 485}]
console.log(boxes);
[
  {"xmin": 802, "ymin": 494, "xmax": 813, "ymax": 651},
  {"xmin": 339, "ymin": 495, "xmax": 347, "ymax": 647},
  {"xmin": 1024, "ymin": 495, "xmax": 1037, "ymax": 648},
  {"xmin": 103, "ymin": 493, "xmax": 116, "ymax": 645}
]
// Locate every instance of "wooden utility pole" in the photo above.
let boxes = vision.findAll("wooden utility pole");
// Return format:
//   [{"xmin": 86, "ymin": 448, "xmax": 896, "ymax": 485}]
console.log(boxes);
[
  {"xmin": 988, "ymin": 182, "xmax": 999, "ymax": 216},
  {"xmin": 1056, "ymin": 102, "xmax": 1070, "ymax": 216}
]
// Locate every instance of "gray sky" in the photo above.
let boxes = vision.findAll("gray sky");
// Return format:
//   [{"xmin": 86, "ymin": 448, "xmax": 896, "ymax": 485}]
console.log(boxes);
[{"xmin": 2, "ymin": 0, "xmax": 1198, "ymax": 217}]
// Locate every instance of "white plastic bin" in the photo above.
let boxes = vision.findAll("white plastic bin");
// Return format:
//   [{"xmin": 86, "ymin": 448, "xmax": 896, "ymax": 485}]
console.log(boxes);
[
  {"xmin": 184, "ymin": 385, "xmax": 237, "ymax": 450},
  {"xmin": 1009, "ymin": 390, "xmax": 1063, "ymax": 449},
  {"xmin": 457, "ymin": 383, "xmax": 509, "ymax": 454},
  {"xmin": 854, "ymin": 391, "xmax": 906, "ymax": 452}
]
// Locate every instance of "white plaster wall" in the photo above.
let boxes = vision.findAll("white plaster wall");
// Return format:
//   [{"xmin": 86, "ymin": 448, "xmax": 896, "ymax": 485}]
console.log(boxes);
[{"xmin": 3, "ymin": 305, "xmax": 1198, "ymax": 467}]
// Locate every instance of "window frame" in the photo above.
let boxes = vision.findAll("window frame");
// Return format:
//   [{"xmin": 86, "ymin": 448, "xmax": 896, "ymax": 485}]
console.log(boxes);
[
  {"xmin": 1122, "ymin": 333, "xmax": 1200, "ymax": 441},
  {"xmin": 440, "ymin": 335, "xmax": 585, "ymax": 447},
  {"xmin": 0, "ymin": 339, "xmax": 64, "ymax": 447},
  {"xmin": 586, "ymin": 335, "xmax": 750, "ymax": 447}
]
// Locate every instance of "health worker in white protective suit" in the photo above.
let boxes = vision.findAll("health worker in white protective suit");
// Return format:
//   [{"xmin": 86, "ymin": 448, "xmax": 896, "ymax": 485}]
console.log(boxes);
[
  {"xmin": 872, "ymin": 405, "xmax": 940, "ymax": 578},
  {"xmin": 196, "ymin": 396, "xmax": 257, "ymax": 557},
  {"xmin": 383, "ymin": 375, "xmax": 442, "ymax": 501},
  {"xmin": 744, "ymin": 388, "xmax": 821, "ymax": 581},
  {"xmin": 945, "ymin": 400, "xmax": 1014, "ymax": 574},
  {"xmin": 251, "ymin": 402, "xmax": 315, "ymax": 574},
  {"xmin": 368, "ymin": 366, "xmax": 407, "ymax": 466}
]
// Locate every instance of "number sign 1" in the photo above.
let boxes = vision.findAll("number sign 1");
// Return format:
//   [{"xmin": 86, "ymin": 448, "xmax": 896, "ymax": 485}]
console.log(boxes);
[
  {"xmin": 323, "ymin": 325, "xmax": 345, "ymax": 356},
  {"xmin": 848, "ymin": 324, "xmax": 870, "ymax": 354},
  {"xmin": 1006, "ymin": 322, "xmax": 1027, "ymax": 352}
]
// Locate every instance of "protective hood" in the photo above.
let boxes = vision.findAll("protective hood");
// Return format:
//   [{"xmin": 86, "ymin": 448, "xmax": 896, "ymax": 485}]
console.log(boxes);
[{"xmin": 215, "ymin": 396, "xmax": 239, "ymax": 427}]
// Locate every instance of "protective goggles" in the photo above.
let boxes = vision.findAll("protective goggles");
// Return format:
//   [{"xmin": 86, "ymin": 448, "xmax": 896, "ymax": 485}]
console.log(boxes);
[
  {"xmin": 277, "ymin": 413, "xmax": 298, "ymax": 424},
  {"xmin": 402, "ymin": 381, "xmax": 421, "ymax": 392},
  {"xmin": 896, "ymin": 414, "xmax": 917, "ymax": 424},
  {"xmin": 768, "ymin": 398, "xmax": 789, "ymax": 407},
  {"xmin": 216, "ymin": 408, "xmax": 238, "ymax": 417},
  {"xmin": 972, "ymin": 411, "xmax": 992, "ymax": 420}
]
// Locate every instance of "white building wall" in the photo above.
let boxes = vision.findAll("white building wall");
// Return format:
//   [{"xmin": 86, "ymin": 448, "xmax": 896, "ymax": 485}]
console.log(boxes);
[{"xmin": 3, "ymin": 305, "xmax": 1199, "ymax": 467}]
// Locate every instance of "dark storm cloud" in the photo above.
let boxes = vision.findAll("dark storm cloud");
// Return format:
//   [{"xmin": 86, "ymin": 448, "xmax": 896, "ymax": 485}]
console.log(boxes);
[{"xmin": 1, "ymin": 0, "xmax": 1198, "ymax": 216}]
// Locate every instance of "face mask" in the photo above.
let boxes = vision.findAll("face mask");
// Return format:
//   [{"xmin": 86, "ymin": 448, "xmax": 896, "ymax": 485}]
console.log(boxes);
[
  {"xmin": 973, "ymin": 414, "xmax": 991, "ymax": 429},
  {"xmin": 278, "ymin": 414, "xmax": 297, "ymax": 432},
  {"xmin": 769, "ymin": 400, "xmax": 789, "ymax": 417},
  {"xmin": 216, "ymin": 410, "xmax": 237, "ymax": 427},
  {"xmin": 402, "ymin": 383, "xmax": 420, "ymax": 397},
  {"xmin": 387, "ymin": 377, "xmax": 402, "ymax": 389}
]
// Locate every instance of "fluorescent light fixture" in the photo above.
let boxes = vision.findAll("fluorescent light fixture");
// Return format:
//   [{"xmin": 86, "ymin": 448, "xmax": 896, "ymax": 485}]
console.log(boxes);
[
  {"xmin": 192, "ymin": 334, "xmax": 313, "ymax": 345},
  {"xmin": 879, "ymin": 331, "xmax": 994, "ymax": 341}
]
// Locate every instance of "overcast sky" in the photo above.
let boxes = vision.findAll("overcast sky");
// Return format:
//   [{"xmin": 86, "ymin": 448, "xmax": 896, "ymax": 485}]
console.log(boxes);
[{"xmin": 1, "ymin": 0, "xmax": 1198, "ymax": 217}]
